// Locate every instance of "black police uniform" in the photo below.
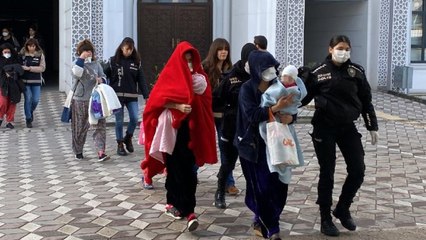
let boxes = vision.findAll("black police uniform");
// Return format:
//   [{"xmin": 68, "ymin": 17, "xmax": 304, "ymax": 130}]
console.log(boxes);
[
  {"xmin": 301, "ymin": 56, "xmax": 378, "ymax": 212},
  {"xmin": 212, "ymin": 59, "xmax": 250, "ymax": 205}
]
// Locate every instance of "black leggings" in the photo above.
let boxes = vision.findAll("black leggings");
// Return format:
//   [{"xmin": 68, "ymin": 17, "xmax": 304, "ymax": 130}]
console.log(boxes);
[{"xmin": 165, "ymin": 120, "xmax": 197, "ymax": 217}]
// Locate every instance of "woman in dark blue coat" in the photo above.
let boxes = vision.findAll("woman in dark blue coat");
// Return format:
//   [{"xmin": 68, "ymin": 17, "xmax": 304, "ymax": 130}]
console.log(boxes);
[{"xmin": 234, "ymin": 50, "xmax": 294, "ymax": 239}]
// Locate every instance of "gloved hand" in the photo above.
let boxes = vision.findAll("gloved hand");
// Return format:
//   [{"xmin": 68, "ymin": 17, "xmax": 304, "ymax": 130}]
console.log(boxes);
[{"xmin": 370, "ymin": 131, "xmax": 378, "ymax": 145}]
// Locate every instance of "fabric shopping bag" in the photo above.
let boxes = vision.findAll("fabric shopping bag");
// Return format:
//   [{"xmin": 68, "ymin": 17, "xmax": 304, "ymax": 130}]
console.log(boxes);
[{"xmin": 266, "ymin": 109, "xmax": 299, "ymax": 166}]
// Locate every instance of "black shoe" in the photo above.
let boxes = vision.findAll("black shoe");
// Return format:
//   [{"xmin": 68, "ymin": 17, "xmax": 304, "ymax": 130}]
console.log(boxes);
[
  {"xmin": 321, "ymin": 219, "xmax": 340, "ymax": 236},
  {"xmin": 123, "ymin": 133, "xmax": 134, "ymax": 153},
  {"xmin": 214, "ymin": 191, "xmax": 226, "ymax": 209},
  {"xmin": 117, "ymin": 141, "xmax": 127, "ymax": 156},
  {"xmin": 333, "ymin": 209, "xmax": 357, "ymax": 231},
  {"xmin": 98, "ymin": 154, "xmax": 110, "ymax": 162},
  {"xmin": 75, "ymin": 153, "xmax": 84, "ymax": 160},
  {"xmin": 26, "ymin": 120, "xmax": 32, "ymax": 128},
  {"xmin": 5, "ymin": 123, "xmax": 14, "ymax": 129}
]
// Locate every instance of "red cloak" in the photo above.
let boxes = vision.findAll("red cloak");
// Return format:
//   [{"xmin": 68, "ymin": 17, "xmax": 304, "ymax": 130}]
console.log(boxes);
[{"xmin": 141, "ymin": 41, "xmax": 217, "ymax": 181}]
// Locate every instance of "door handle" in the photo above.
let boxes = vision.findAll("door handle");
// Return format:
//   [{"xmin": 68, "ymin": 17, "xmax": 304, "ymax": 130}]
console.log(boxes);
[
  {"xmin": 172, "ymin": 38, "xmax": 175, "ymax": 49},
  {"xmin": 176, "ymin": 38, "xmax": 180, "ymax": 45}
]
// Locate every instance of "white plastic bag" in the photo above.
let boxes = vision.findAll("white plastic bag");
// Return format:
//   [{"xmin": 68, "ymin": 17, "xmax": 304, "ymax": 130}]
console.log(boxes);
[{"xmin": 266, "ymin": 111, "xmax": 299, "ymax": 166}]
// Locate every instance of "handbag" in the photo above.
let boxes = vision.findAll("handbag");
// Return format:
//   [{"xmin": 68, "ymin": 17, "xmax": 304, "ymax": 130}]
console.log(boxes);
[
  {"xmin": 266, "ymin": 109, "xmax": 299, "ymax": 166},
  {"xmin": 61, "ymin": 106, "xmax": 72, "ymax": 123},
  {"xmin": 61, "ymin": 80, "xmax": 79, "ymax": 123}
]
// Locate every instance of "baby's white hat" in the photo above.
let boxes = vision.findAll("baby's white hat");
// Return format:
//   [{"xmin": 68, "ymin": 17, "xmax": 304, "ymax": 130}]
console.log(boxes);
[{"xmin": 282, "ymin": 65, "xmax": 298, "ymax": 80}]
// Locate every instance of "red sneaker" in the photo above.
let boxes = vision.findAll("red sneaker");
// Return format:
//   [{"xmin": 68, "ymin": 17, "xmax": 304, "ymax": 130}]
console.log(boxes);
[
  {"xmin": 165, "ymin": 204, "xmax": 182, "ymax": 220},
  {"xmin": 187, "ymin": 213, "xmax": 199, "ymax": 232}
]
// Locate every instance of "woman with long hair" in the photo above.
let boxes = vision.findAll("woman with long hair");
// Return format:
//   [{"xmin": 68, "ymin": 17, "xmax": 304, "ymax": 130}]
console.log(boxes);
[
  {"xmin": 105, "ymin": 37, "xmax": 149, "ymax": 156},
  {"xmin": 202, "ymin": 38, "xmax": 240, "ymax": 196}
]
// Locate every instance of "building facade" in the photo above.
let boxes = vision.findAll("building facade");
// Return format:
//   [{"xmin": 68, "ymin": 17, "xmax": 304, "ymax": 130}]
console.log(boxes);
[{"xmin": 58, "ymin": 0, "xmax": 425, "ymax": 94}]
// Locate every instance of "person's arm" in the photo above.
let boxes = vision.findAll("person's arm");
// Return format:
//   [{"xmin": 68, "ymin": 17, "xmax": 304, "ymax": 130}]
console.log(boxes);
[
  {"xmin": 137, "ymin": 63, "xmax": 150, "ymax": 99},
  {"xmin": 27, "ymin": 53, "xmax": 46, "ymax": 73},
  {"xmin": 96, "ymin": 61, "xmax": 107, "ymax": 84},
  {"xmin": 300, "ymin": 70, "xmax": 318, "ymax": 106},
  {"xmin": 239, "ymin": 84, "xmax": 269, "ymax": 125},
  {"xmin": 358, "ymin": 74, "xmax": 378, "ymax": 131},
  {"xmin": 164, "ymin": 102, "xmax": 192, "ymax": 114}
]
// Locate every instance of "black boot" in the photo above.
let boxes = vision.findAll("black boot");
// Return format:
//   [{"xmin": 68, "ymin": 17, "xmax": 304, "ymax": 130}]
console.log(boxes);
[
  {"xmin": 123, "ymin": 132, "xmax": 134, "ymax": 153},
  {"xmin": 214, "ymin": 190, "xmax": 226, "ymax": 209},
  {"xmin": 320, "ymin": 206, "xmax": 339, "ymax": 236},
  {"xmin": 333, "ymin": 202, "xmax": 356, "ymax": 231},
  {"xmin": 117, "ymin": 140, "xmax": 127, "ymax": 156}
]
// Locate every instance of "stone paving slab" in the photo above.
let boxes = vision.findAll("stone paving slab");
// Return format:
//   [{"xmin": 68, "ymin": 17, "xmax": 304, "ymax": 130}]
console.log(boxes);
[{"xmin": 0, "ymin": 88, "xmax": 426, "ymax": 239}]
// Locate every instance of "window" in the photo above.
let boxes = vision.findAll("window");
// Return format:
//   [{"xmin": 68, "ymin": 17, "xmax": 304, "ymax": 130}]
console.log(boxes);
[{"xmin": 411, "ymin": 0, "xmax": 426, "ymax": 62}]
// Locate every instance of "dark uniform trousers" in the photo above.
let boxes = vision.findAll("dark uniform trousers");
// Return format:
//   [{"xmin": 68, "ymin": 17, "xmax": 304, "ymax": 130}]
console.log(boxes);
[{"xmin": 311, "ymin": 122, "xmax": 365, "ymax": 208}]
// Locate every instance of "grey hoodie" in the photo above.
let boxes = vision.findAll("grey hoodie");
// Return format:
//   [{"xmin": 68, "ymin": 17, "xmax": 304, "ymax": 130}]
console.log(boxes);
[{"xmin": 71, "ymin": 58, "xmax": 106, "ymax": 101}]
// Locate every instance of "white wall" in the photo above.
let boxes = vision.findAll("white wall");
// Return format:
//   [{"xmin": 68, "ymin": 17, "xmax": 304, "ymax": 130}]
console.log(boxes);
[
  {"xmin": 367, "ymin": 0, "xmax": 380, "ymax": 90},
  {"xmin": 59, "ymin": 0, "xmax": 72, "ymax": 92},
  {"xmin": 411, "ymin": 65, "xmax": 426, "ymax": 91},
  {"xmin": 229, "ymin": 0, "xmax": 276, "ymax": 62},
  {"xmin": 304, "ymin": 1, "xmax": 368, "ymax": 69},
  {"xmin": 213, "ymin": 0, "xmax": 230, "ymax": 41},
  {"xmin": 102, "ymin": 0, "xmax": 136, "ymax": 60}
]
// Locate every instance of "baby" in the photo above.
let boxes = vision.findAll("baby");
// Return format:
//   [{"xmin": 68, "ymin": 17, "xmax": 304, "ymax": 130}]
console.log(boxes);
[{"xmin": 259, "ymin": 64, "xmax": 308, "ymax": 183}]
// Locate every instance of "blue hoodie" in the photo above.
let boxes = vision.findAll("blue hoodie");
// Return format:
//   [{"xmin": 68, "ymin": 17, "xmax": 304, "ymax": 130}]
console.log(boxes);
[{"xmin": 233, "ymin": 50, "xmax": 279, "ymax": 163}]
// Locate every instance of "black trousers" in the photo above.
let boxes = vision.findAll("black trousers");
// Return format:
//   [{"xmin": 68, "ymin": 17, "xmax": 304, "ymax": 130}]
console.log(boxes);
[
  {"xmin": 311, "ymin": 122, "xmax": 365, "ymax": 208},
  {"xmin": 165, "ymin": 120, "xmax": 197, "ymax": 217}
]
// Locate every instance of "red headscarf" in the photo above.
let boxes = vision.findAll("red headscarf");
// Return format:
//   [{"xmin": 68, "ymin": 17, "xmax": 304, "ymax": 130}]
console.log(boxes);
[{"xmin": 141, "ymin": 41, "xmax": 217, "ymax": 178}]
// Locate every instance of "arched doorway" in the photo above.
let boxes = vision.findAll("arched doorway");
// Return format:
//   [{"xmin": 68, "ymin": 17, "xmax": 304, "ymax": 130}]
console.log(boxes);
[{"xmin": 137, "ymin": 0, "xmax": 212, "ymax": 87}]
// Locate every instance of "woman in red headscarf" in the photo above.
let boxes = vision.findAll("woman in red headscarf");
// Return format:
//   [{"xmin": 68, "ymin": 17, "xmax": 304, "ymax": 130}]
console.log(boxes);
[{"xmin": 141, "ymin": 41, "xmax": 217, "ymax": 231}]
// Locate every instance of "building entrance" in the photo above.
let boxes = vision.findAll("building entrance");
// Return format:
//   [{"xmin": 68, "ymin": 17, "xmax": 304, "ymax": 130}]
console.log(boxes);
[
  {"xmin": 137, "ymin": 0, "xmax": 212, "ymax": 87},
  {"xmin": 0, "ymin": 0, "xmax": 59, "ymax": 86}
]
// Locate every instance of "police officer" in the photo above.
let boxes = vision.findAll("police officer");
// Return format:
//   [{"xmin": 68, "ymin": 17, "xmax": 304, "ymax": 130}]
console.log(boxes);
[
  {"xmin": 213, "ymin": 43, "xmax": 257, "ymax": 209},
  {"xmin": 301, "ymin": 35, "xmax": 379, "ymax": 237}
]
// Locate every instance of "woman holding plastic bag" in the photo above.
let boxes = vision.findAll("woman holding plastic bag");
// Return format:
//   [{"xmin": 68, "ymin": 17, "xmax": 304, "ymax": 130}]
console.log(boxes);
[
  {"xmin": 259, "ymin": 65, "xmax": 307, "ymax": 184},
  {"xmin": 70, "ymin": 39, "xmax": 110, "ymax": 161}
]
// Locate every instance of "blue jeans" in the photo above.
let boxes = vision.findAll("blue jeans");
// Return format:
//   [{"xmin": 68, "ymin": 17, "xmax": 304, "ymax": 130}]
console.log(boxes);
[
  {"xmin": 215, "ymin": 117, "xmax": 235, "ymax": 187},
  {"xmin": 24, "ymin": 85, "xmax": 41, "ymax": 122},
  {"xmin": 115, "ymin": 100, "xmax": 139, "ymax": 140}
]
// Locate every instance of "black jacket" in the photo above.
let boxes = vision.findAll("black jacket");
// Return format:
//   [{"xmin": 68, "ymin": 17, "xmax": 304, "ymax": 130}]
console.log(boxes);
[
  {"xmin": 0, "ymin": 63, "xmax": 25, "ymax": 103},
  {"xmin": 301, "ymin": 56, "xmax": 378, "ymax": 131},
  {"xmin": 214, "ymin": 60, "xmax": 251, "ymax": 140},
  {"xmin": 105, "ymin": 56, "xmax": 149, "ymax": 102}
]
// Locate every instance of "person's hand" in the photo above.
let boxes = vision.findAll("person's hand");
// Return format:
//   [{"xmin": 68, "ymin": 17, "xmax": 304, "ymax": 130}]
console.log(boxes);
[
  {"xmin": 79, "ymin": 51, "xmax": 91, "ymax": 59},
  {"xmin": 276, "ymin": 113, "xmax": 293, "ymax": 124},
  {"xmin": 22, "ymin": 66, "xmax": 30, "ymax": 71},
  {"xmin": 275, "ymin": 94, "xmax": 294, "ymax": 110},
  {"xmin": 177, "ymin": 104, "xmax": 192, "ymax": 114},
  {"xmin": 370, "ymin": 131, "xmax": 378, "ymax": 145}
]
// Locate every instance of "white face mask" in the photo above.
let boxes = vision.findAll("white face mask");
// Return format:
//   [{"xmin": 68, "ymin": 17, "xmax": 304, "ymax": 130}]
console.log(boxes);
[
  {"xmin": 261, "ymin": 66, "xmax": 277, "ymax": 82},
  {"xmin": 85, "ymin": 57, "xmax": 92, "ymax": 63},
  {"xmin": 3, "ymin": 53, "xmax": 11, "ymax": 59},
  {"xmin": 332, "ymin": 50, "xmax": 350, "ymax": 63},
  {"xmin": 244, "ymin": 61, "xmax": 250, "ymax": 74},
  {"xmin": 2, "ymin": 32, "xmax": 8, "ymax": 37},
  {"xmin": 188, "ymin": 62, "xmax": 193, "ymax": 72}
]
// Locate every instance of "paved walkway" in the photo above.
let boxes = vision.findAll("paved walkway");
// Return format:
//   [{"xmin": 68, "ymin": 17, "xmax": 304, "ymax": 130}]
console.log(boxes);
[{"xmin": 0, "ymin": 87, "xmax": 426, "ymax": 239}]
